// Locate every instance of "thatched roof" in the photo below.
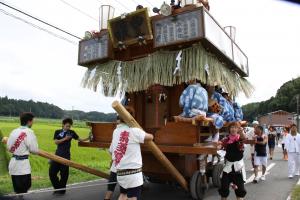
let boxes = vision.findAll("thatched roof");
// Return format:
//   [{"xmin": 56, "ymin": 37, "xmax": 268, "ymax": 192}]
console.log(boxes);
[{"xmin": 81, "ymin": 43, "xmax": 254, "ymax": 97}]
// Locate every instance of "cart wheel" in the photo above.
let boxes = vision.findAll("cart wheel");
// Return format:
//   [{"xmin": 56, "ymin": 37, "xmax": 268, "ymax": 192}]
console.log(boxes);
[
  {"xmin": 212, "ymin": 163, "xmax": 224, "ymax": 188},
  {"xmin": 190, "ymin": 171, "xmax": 207, "ymax": 200}
]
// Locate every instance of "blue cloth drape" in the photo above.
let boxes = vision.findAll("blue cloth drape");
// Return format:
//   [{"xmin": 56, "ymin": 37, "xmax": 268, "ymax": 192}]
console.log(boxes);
[{"xmin": 179, "ymin": 84, "xmax": 208, "ymax": 117}]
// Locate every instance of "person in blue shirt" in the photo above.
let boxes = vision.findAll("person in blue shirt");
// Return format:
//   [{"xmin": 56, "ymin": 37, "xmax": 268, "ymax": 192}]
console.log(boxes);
[
  {"xmin": 233, "ymin": 102, "xmax": 244, "ymax": 121},
  {"xmin": 206, "ymin": 85, "xmax": 226, "ymax": 129},
  {"xmin": 212, "ymin": 91, "xmax": 235, "ymax": 122},
  {"xmin": 49, "ymin": 118, "xmax": 88, "ymax": 195},
  {"xmin": 179, "ymin": 79, "xmax": 208, "ymax": 118},
  {"xmin": 222, "ymin": 92, "xmax": 244, "ymax": 122}
]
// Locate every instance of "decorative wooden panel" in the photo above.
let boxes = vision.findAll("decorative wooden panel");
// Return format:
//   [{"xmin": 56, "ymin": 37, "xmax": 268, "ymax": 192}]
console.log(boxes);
[
  {"xmin": 113, "ymin": 41, "xmax": 155, "ymax": 61},
  {"xmin": 108, "ymin": 8, "xmax": 153, "ymax": 48},
  {"xmin": 144, "ymin": 85, "xmax": 169, "ymax": 129},
  {"xmin": 78, "ymin": 30, "xmax": 112, "ymax": 66},
  {"xmin": 155, "ymin": 122, "xmax": 198, "ymax": 146},
  {"xmin": 152, "ymin": 8, "xmax": 204, "ymax": 48},
  {"xmin": 90, "ymin": 122, "xmax": 116, "ymax": 143}
]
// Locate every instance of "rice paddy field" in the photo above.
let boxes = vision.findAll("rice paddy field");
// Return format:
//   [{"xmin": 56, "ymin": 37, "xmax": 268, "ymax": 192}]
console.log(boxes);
[{"xmin": 0, "ymin": 117, "xmax": 111, "ymax": 195}]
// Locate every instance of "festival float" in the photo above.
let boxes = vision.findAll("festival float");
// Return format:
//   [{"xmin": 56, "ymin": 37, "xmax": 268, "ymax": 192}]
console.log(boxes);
[{"xmin": 77, "ymin": 0, "xmax": 253, "ymax": 199}]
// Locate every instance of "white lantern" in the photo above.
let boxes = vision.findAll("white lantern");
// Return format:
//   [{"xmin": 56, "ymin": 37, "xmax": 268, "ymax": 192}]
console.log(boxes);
[
  {"xmin": 224, "ymin": 26, "xmax": 236, "ymax": 41},
  {"xmin": 99, "ymin": 5, "xmax": 115, "ymax": 30},
  {"xmin": 182, "ymin": 0, "xmax": 196, "ymax": 7}
]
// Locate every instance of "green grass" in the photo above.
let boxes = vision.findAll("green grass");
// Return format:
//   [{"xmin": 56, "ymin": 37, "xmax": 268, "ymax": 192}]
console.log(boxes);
[
  {"xmin": 292, "ymin": 185, "xmax": 300, "ymax": 200},
  {"xmin": 0, "ymin": 117, "xmax": 111, "ymax": 195}
]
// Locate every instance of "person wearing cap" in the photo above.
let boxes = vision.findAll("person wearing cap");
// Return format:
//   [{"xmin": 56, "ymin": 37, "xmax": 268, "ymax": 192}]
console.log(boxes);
[
  {"xmin": 284, "ymin": 124, "xmax": 300, "ymax": 178},
  {"xmin": 179, "ymin": 79, "xmax": 208, "ymax": 118},
  {"xmin": 246, "ymin": 121, "xmax": 259, "ymax": 169},
  {"xmin": 6, "ymin": 112, "xmax": 39, "ymax": 195},
  {"xmin": 109, "ymin": 107, "xmax": 154, "ymax": 200}
]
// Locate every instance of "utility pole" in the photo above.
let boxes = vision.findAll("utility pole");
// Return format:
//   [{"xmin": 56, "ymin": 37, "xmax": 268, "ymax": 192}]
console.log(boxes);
[
  {"xmin": 71, "ymin": 106, "xmax": 74, "ymax": 120},
  {"xmin": 297, "ymin": 95, "xmax": 299, "ymax": 132}
]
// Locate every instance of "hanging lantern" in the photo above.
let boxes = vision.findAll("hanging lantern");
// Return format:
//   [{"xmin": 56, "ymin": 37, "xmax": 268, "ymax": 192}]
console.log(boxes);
[{"xmin": 99, "ymin": 5, "xmax": 115, "ymax": 30}]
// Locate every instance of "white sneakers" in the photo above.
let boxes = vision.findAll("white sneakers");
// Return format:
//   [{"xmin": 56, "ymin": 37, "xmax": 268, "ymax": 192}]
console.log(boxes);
[
  {"xmin": 253, "ymin": 175, "xmax": 266, "ymax": 183},
  {"xmin": 253, "ymin": 176, "xmax": 259, "ymax": 183},
  {"xmin": 289, "ymin": 173, "xmax": 300, "ymax": 178}
]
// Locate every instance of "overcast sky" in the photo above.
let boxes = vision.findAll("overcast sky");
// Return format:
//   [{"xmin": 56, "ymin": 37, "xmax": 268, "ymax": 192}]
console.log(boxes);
[{"xmin": 0, "ymin": 0, "xmax": 299, "ymax": 113}]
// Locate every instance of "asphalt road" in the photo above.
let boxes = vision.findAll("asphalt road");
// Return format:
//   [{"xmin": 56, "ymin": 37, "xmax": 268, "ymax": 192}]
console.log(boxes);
[{"xmin": 1, "ymin": 145, "xmax": 299, "ymax": 200}]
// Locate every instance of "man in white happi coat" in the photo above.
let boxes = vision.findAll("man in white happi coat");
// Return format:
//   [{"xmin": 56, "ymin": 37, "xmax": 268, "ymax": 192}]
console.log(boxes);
[
  {"xmin": 6, "ymin": 112, "xmax": 39, "ymax": 195},
  {"xmin": 284, "ymin": 124, "xmax": 300, "ymax": 178},
  {"xmin": 109, "ymin": 107, "xmax": 153, "ymax": 200}
]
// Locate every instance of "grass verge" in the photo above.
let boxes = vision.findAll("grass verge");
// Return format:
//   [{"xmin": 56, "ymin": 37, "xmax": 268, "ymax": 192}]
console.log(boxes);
[
  {"xmin": 292, "ymin": 185, "xmax": 300, "ymax": 200},
  {"xmin": 0, "ymin": 117, "xmax": 110, "ymax": 195}
]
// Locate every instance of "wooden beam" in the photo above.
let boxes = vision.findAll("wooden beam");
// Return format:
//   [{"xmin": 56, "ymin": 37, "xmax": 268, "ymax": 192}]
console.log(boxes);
[
  {"xmin": 0, "ymin": 134, "xmax": 8, "ymax": 175},
  {"xmin": 2, "ymin": 137, "xmax": 109, "ymax": 179},
  {"xmin": 38, "ymin": 150, "xmax": 110, "ymax": 179},
  {"xmin": 79, "ymin": 141, "xmax": 217, "ymax": 155},
  {"xmin": 112, "ymin": 101, "xmax": 189, "ymax": 191}
]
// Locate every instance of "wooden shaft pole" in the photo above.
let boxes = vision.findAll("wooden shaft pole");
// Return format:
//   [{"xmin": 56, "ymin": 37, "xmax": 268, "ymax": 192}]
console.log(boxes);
[
  {"xmin": 38, "ymin": 150, "xmax": 110, "ymax": 179},
  {"xmin": 2, "ymin": 137, "xmax": 109, "ymax": 179},
  {"xmin": 0, "ymin": 133, "xmax": 8, "ymax": 175},
  {"xmin": 112, "ymin": 101, "xmax": 189, "ymax": 191}
]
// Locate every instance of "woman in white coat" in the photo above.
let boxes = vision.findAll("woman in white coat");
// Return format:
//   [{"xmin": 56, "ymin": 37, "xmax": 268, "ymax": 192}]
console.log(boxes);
[{"xmin": 284, "ymin": 124, "xmax": 300, "ymax": 178}]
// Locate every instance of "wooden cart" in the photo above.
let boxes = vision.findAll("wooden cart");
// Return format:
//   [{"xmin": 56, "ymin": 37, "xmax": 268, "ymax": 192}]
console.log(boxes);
[
  {"xmin": 77, "ymin": 3, "xmax": 252, "ymax": 199},
  {"xmin": 78, "ymin": 95, "xmax": 249, "ymax": 199}
]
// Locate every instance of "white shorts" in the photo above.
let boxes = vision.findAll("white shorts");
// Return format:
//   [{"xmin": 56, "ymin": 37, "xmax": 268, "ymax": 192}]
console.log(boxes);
[{"xmin": 254, "ymin": 156, "xmax": 267, "ymax": 166}]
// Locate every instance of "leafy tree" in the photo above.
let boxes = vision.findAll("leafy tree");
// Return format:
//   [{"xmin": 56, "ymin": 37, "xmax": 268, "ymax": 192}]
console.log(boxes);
[
  {"xmin": 242, "ymin": 77, "xmax": 300, "ymax": 121},
  {"xmin": 0, "ymin": 96, "xmax": 116, "ymax": 122}
]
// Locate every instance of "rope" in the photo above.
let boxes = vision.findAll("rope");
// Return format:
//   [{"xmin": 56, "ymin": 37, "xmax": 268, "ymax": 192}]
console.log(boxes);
[{"xmin": 4, "ymin": 181, "xmax": 117, "ymax": 197}]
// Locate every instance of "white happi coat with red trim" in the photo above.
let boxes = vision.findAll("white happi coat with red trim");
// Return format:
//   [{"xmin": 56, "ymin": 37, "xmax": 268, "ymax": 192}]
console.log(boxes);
[
  {"xmin": 109, "ymin": 123, "xmax": 146, "ymax": 189},
  {"xmin": 7, "ymin": 126, "xmax": 39, "ymax": 175}
]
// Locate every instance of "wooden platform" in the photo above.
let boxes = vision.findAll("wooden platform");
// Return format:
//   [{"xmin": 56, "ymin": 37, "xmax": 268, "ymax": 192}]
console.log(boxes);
[
  {"xmin": 173, "ymin": 115, "xmax": 248, "ymax": 127},
  {"xmin": 78, "ymin": 141, "xmax": 218, "ymax": 155}
]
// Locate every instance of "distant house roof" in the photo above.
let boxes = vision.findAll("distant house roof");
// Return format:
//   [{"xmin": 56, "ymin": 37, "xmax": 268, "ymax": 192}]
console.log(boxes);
[{"xmin": 261, "ymin": 110, "xmax": 293, "ymax": 117}]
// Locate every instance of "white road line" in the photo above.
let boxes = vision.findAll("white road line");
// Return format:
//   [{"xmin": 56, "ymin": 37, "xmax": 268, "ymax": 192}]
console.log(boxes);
[{"xmin": 245, "ymin": 163, "xmax": 276, "ymax": 184}]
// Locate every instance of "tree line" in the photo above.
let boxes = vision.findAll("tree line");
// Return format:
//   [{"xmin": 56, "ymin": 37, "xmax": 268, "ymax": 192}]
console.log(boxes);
[
  {"xmin": 2, "ymin": 76, "xmax": 299, "ymax": 123},
  {"xmin": 242, "ymin": 77, "xmax": 300, "ymax": 122},
  {"xmin": 0, "ymin": 96, "xmax": 116, "ymax": 122}
]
